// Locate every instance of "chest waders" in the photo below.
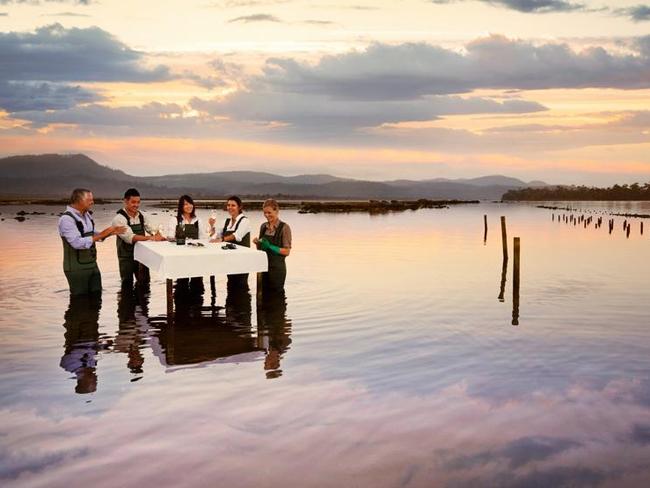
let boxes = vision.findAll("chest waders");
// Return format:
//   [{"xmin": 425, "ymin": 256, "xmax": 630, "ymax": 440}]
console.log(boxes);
[
  {"xmin": 61, "ymin": 212, "xmax": 102, "ymax": 296},
  {"xmin": 116, "ymin": 209, "xmax": 148, "ymax": 285},
  {"xmin": 223, "ymin": 216, "xmax": 250, "ymax": 288},
  {"xmin": 178, "ymin": 218, "xmax": 199, "ymax": 239},
  {"xmin": 260, "ymin": 221, "xmax": 287, "ymax": 291}
]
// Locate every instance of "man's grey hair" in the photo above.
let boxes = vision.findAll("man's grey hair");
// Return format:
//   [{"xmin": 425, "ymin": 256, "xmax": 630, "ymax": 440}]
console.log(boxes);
[{"xmin": 70, "ymin": 188, "xmax": 92, "ymax": 204}]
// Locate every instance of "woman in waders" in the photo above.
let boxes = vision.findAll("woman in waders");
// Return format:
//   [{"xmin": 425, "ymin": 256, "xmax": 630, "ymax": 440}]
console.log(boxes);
[
  {"xmin": 208, "ymin": 195, "xmax": 251, "ymax": 289},
  {"xmin": 167, "ymin": 194, "xmax": 204, "ymax": 240},
  {"xmin": 253, "ymin": 199, "xmax": 292, "ymax": 292},
  {"xmin": 168, "ymin": 194, "xmax": 206, "ymax": 297}
]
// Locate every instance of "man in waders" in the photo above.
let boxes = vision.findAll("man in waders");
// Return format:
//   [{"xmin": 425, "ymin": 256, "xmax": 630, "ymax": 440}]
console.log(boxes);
[
  {"xmin": 58, "ymin": 188, "xmax": 126, "ymax": 296},
  {"xmin": 112, "ymin": 188, "xmax": 165, "ymax": 287}
]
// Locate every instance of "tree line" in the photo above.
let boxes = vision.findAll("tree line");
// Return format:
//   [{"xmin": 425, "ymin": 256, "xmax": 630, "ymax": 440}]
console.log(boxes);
[{"xmin": 502, "ymin": 183, "xmax": 650, "ymax": 201}]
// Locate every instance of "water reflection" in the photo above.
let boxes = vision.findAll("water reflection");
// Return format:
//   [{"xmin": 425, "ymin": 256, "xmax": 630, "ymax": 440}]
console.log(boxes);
[
  {"xmin": 60, "ymin": 295, "xmax": 109, "ymax": 394},
  {"xmin": 257, "ymin": 291, "xmax": 292, "ymax": 379},
  {"xmin": 115, "ymin": 285, "xmax": 151, "ymax": 378},
  {"xmin": 153, "ymin": 285, "xmax": 266, "ymax": 370}
]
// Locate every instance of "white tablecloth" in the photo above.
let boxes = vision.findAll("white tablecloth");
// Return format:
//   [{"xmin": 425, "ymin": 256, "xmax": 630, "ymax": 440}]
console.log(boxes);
[{"xmin": 134, "ymin": 240, "xmax": 268, "ymax": 279}]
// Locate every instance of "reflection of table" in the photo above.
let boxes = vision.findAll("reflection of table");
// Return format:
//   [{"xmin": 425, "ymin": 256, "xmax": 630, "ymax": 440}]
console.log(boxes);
[{"xmin": 134, "ymin": 240, "xmax": 268, "ymax": 316}]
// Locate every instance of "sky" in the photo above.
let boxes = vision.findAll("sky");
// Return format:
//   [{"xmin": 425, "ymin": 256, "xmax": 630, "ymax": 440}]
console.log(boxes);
[{"xmin": 0, "ymin": 0, "xmax": 649, "ymax": 184}]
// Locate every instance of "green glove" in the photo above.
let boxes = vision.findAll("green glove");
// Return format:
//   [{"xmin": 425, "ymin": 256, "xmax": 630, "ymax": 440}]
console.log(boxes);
[
  {"xmin": 259, "ymin": 238, "xmax": 271, "ymax": 251},
  {"xmin": 259, "ymin": 238, "xmax": 282, "ymax": 255},
  {"xmin": 268, "ymin": 243, "xmax": 282, "ymax": 255}
]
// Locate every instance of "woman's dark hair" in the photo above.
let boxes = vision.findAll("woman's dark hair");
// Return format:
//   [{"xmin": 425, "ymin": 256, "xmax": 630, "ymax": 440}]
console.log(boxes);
[
  {"xmin": 227, "ymin": 195, "xmax": 243, "ymax": 214},
  {"xmin": 177, "ymin": 194, "xmax": 196, "ymax": 223}
]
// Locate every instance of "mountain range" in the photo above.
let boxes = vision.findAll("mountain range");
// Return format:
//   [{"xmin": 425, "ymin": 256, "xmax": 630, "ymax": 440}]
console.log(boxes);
[{"xmin": 0, "ymin": 154, "xmax": 547, "ymax": 200}]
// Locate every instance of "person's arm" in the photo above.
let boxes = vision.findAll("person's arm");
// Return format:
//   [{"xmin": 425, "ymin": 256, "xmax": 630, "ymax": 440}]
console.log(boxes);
[
  {"xmin": 60, "ymin": 216, "xmax": 122, "ymax": 248},
  {"xmin": 59, "ymin": 216, "xmax": 94, "ymax": 249},
  {"xmin": 113, "ymin": 213, "xmax": 134, "ymax": 244},
  {"xmin": 233, "ymin": 216, "xmax": 251, "ymax": 243}
]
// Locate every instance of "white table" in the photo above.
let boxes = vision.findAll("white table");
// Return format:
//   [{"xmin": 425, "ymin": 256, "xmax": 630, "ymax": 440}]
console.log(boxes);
[{"xmin": 134, "ymin": 239, "xmax": 268, "ymax": 316}]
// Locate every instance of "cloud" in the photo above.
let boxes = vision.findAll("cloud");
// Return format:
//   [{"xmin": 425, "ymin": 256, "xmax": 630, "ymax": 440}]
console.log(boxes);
[
  {"xmin": 0, "ymin": 24, "xmax": 172, "ymax": 113},
  {"xmin": 430, "ymin": 0, "xmax": 586, "ymax": 13},
  {"xmin": 248, "ymin": 36, "xmax": 650, "ymax": 102},
  {"xmin": 40, "ymin": 11, "xmax": 91, "ymax": 17},
  {"xmin": 227, "ymin": 13, "xmax": 281, "ymax": 23},
  {"xmin": 0, "ymin": 23, "xmax": 170, "ymax": 83},
  {"xmin": 615, "ymin": 5, "xmax": 650, "ymax": 22},
  {"xmin": 191, "ymin": 92, "xmax": 546, "ymax": 135},
  {"xmin": 184, "ymin": 35, "xmax": 649, "ymax": 140},
  {"xmin": 0, "ymin": 0, "xmax": 92, "ymax": 4},
  {"xmin": 0, "ymin": 80, "xmax": 103, "ymax": 112}
]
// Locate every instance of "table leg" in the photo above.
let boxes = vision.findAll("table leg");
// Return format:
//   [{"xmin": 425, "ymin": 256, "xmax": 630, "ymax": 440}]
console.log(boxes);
[
  {"xmin": 210, "ymin": 275, "xmax": 216, "ymax": 311},
  {"xmin": 256, "ymin": 272, "xmax": 263, "ymax": 302},
  {"xmin": 166, "ymin": 278, "xmax": 173, "ymax": 324}
]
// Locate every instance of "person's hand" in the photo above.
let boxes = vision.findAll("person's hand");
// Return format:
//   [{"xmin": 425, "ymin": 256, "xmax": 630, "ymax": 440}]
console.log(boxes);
[
  {"xmin": 253, "ymin": 237, "xmax": 260, "ymax": 245},
  {"xmin": 208, "ymin": 217, "xmax": 216, "ymax": 226},
  {"xmin": 209, "ymin": 237, "xmax": 222, "ymax": 243},
  {"xmin": 153, "ymin": 233, "xmax": 166, "ymax": 242},
  {"xmin": 259, "ymin": 238, "xmax": 271, "ymax": 251},
  {"xmin": 112, "ymin": 225, "xmax": 127, "ymax": 235}
]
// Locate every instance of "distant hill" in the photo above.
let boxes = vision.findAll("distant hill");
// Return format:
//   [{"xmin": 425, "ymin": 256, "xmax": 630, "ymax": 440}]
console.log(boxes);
[{"xmin": 0, "ymin": 153, "xmax": 548, "ymax": 200}]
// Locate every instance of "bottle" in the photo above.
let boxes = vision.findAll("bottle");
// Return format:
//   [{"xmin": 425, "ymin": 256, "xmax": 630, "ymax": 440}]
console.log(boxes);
[{"xmin": 175, "ymin": 223, "xmax": 186, "ymax": 245}]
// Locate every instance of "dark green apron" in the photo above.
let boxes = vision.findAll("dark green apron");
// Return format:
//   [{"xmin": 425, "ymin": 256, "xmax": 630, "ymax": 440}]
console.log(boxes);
[
  {"xmin": 178, "ymin": 218, "xmax": 199, "ymax": 239},
  {"xmin": 260, "ymin": 221, "xmax": 287, "ymax": 290},
  {"xmin": 116, "ymin": 209, "xmax": 147, "ymax": 284},
  {"xmin": 116, "ymin": 209, "xmax": 145, "ymax": 260},
  {"xmin": 223, "ymin": 215, "xmax": 250, "ymax": 288},
  {"xmin": 221, "ymin": 215, "xmax": 250, "ymax": 247},
  {"xmin": 61, "ymin": 211, "xmax": 97, "ymax": 272}
]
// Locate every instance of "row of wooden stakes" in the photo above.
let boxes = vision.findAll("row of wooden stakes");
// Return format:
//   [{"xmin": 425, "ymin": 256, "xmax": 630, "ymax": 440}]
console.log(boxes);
[{"xmin": 551, "ymin": 213, "xmax": 644, "ymax": 237}]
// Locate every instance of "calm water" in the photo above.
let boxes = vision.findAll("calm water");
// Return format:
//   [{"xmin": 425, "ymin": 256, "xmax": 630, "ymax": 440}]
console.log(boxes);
[{"xmin": 1, "ymin": 202, "xmax": 649, "ymax": 488}]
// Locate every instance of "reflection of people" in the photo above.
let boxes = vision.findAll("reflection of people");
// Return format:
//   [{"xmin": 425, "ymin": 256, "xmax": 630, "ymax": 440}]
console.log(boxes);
[
  {"xmin": 167, "ymin": 194, "xmax": 207, "ymax": 240},
  {"xmin": 60, "ymin": 294, "xmax": 107, "ymax": 394},
  {"xmin": 116, "ymin": 287, "xmax": 150, "ymax": 375},
  {"xmin": 58, "ymin": 188, "xmax": 125, "ymax": 296},
  {"xmin": 156, "ymin": 287, "xmax": 262, "ymax": 366},
  {"xmin": 257, "ymin": 291, "xmax": 292, "ymax": 379},
  {"xmin": 112, "ymin": 188, "xmax": 165, "ymax": 287},
  {"xmin": 209, "ymin": 195, "xmax": 251, "ymax": 289},
  {"xmin": 254, "ymin": 199, "xmax": 292, "ymax": 291}
]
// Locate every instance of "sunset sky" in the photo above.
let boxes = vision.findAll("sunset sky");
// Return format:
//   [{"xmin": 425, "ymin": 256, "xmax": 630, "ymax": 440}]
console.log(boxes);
[{"xmin": 1, "ymin": 0, "xmax": 649, "ymax": 184}]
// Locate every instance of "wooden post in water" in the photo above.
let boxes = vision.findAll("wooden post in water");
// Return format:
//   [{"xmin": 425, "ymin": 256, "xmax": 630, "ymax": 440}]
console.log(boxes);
[
  {"xmin": 484, "ymin": 214, "xmax": 488, "ymax": 244},
  {"xmin": 641, "ymin": 222, "xmax": 644, "ymax": 235},
  {"xmin": 500, "ymin": 216, "xmax": 508, "ymax": 261},
  {"xmin": 498, "ymin": 256, "xmax": 507, "ymax": 302},
  {"xmin": 512, "ymin": 237, "xmax": 520, "ymax": 326},
  {"xmin": 626, "ymin": 223, "xmax": 631, "ymax": 238}
]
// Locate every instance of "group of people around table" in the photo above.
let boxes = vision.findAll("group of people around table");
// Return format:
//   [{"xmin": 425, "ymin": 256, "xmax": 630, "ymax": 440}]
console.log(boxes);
[{"xmin": 58, "ymin": 187, "xmax": 292, "ymax": 297}]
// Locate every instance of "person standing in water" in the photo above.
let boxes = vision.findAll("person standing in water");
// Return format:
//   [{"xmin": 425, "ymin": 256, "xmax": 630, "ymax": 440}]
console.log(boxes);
[
  {"xmin": 208, "ymin": 195, "xmax": 251, "ymax": 289},
  {"xmin": 112, "ymin": 188, "xmax": 165, "ymax": 287},
  {"xmin": 58, "ymin": 188, "xmax": 125, "ymax": 296},
  {"xmin": 167, "ymin": 194, "xmax": 207, "ymax": 240},
  {"xmin": 253, "ymin": 199, "xmax": 292, "ymax": 292},
  {"xmin": 167, "ymin": 194, "xmax": 206, "ymax": 296}
]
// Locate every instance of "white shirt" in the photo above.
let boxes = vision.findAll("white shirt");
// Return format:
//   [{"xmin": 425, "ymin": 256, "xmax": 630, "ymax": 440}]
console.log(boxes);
[
  {"xmin": 216, "ymin": 213, "xmax": 251, "ymax": 242},
  {"xmin": 112, "ymin": 209, "xmax": 155, "ymax": 245},
  {"xmin": 166, "ymin": 215, "xmax": 209, "ymax": 239}
]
